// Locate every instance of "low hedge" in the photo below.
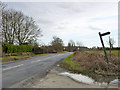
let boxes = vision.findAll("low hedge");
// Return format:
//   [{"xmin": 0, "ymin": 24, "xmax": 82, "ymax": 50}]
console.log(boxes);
[{"xmin": 2, "ymin": 43, "xmax": 33, "ymax": 53}]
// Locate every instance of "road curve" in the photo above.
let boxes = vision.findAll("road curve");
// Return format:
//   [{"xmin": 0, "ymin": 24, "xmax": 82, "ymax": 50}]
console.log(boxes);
[{"xmin": 2, "ymin": 52, "xmax": 73, "ymax": 88}]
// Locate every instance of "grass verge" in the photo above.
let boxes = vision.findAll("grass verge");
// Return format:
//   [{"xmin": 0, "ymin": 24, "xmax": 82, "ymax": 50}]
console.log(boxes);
[
  {"xmin": 60, "ymin": 52, "xmax": 118, "ymax": 83},
  {"xmin": 1, "ymin": 53, "xmax": 50, "ymax": 63},
  {"xmin": 1, "ymin": 51, "xmax": 66, "ymax": 63},
  {"xmin": 60, "ymin": 54, "xmax": 91, "ymax": 75},
  {"xmin": 61, "ymin": 51, "xmax": 118, "ymax": 76}
]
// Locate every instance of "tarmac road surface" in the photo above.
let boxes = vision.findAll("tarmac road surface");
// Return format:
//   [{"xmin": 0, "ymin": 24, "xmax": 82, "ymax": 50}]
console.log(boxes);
[{"xmin": 2, "ymin": 52, "xmax": 73, "ymax": 88}]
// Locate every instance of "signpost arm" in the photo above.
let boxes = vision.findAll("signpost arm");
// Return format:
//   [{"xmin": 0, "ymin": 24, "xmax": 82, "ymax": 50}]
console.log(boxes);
[{"xmin": 99, "ymin": 32, "xmax": 109, "ymax": 63}]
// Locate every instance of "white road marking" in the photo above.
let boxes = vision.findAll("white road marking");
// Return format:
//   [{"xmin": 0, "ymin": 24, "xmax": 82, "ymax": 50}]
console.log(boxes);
[
  {"xmin": 30, "ymin": 60, "xmax": 41, "ymax": 63},
  {"xmin": 40, "ymin": 54, "xmax": 65, "ymax": 61},
  {"xmin": 30, "ymin": 55, "xmax": 59, "ymax": 63},
  {"xmin": 3, "ymin": 64, "xmax": 24, "ymax": 71},
  {"xmin": 59, "ymin": 54, "xmax": 64, "ymax": 56},
  {"xmin": 2, "ymin": 54, "xmax": 66, "ymax": 71}
]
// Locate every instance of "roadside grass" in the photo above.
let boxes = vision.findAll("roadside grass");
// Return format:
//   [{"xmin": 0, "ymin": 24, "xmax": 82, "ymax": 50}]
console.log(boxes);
[
  {"xmin": 1, "ymin": 55, "xmax": 32, "ymax": 61},
  {"xmin": 56, "ymin": 51, "xmax": 66, "ymax": 54},
  {"xmin": 60, "ymin": 54, "xmax": 91, "ymax": 75},
  {"xmin": 0, "ymin": 53, "xmax": 43, "ymax": 63},
  {"xmin": 1, "ymin": 51, "xmax": 66, "ymax": 63},
  {"xmin": 0, "ymin": 54, "xmax": 48, "ymax": 63},
  {"xmin": 61, "ymin": 51, "xmax": 118, "ymax": 76},
  {"xmin": 61, "ymin": 52, "xmax": 119, "ymax": 83}
]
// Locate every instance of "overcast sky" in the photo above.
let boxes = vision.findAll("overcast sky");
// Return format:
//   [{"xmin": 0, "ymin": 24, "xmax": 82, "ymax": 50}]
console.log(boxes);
[{"xmin": 5, "ymin": 2, "xmax": 118, "ymax": 48}]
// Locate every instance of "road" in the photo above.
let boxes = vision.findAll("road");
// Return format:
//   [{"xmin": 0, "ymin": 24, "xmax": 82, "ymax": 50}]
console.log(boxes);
[{"xmin": 2, "ymin": 52, "xmax": 72, "ymax": 88}]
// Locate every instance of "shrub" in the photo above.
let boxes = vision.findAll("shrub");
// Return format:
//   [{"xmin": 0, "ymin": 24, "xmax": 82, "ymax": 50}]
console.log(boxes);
[
  {"xmin": 2, "ymin": 43, "xmax": 33, "ymax": 53},
  {"xmin": 32, "ymin": 46, "xmax": 43, "ymax": 54},
  {"xmin": 73, "ymin": 51, "xmax": 118, "ymax": 74}
]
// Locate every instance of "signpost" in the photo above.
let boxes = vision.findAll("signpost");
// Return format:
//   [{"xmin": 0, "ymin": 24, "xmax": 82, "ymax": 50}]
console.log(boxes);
[{"xmin": 99, "ymin": 32, "xmax": 110, "ymax": 63}]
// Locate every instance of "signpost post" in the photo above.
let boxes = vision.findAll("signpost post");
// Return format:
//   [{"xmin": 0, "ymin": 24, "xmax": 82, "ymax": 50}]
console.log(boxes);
[{"xmin": 99, "ymin": 32, "xmax": 110, "ymax": 63}]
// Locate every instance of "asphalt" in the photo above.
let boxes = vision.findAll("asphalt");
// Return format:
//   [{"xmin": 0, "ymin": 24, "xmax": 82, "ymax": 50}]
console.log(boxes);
[{"xmin": 2, "ymin": 52, "xmax": 73, "ymax": 88}]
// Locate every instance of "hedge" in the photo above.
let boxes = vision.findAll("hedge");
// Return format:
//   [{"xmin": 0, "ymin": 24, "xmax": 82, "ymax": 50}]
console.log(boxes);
[
  {"xmin": 2, "ymin": 43, "xmax": 58, "ymax": 54},
  {"xmin": 2, "ymin": 43, "xmax": 33, "ymax": 53}
]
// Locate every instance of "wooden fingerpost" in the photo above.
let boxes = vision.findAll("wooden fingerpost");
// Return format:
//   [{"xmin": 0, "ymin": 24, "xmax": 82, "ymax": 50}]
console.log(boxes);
[{"xmin": 99, "ymin": 32, "xmax": 110, "ymax": 63}]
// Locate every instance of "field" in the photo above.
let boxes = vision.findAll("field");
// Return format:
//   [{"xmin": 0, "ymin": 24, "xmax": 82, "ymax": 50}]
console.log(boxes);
[
  {"xmin": 85, "ymin": 50, "xmax": 119, "ymax": 55},
  {"xmin": 100, "ymin": 50, "xmax": 119, "ymax": 55}
]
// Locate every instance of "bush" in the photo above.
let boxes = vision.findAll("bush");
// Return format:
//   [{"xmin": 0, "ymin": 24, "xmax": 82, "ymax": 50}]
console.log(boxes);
[
  {"xmin": 32, "ymin": 46, "xmax": 43, "ymax": 54},
  {"xmin": 72, "ymin": 51, "xmax": 118, "ymax": 74},
  {"xmin": 2, "ymin": 43, "xmax": 33, "ymax": 53}
]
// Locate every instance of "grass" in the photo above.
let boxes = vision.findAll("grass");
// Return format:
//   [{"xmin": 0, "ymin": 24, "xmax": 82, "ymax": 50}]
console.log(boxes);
[
  {"xmin": 0, "ymin": 53, "xmax": 50, "ymax": 63},
  {"xmin": 56, "ymin": 51, "xmax": 66, "ymax": 54},
  {"xmin": 1, "ymin": 55, "xmax": 31, "ymax": 60},
  {"xmin": 100, "ymin": 50, "xmax": 119, "ymax": 55},
  {"xmin": 60, "ymin": 54, "xmax": 91, "ymax": 75},
  {"xmin": 85, "ymin": 50, "xmax": 119, "ymax": 55},
  {"xmin": 94, "ymin": 70, "xmax": 117, "ymax": 76},
  {"xmin": 61, "ymin": 52, "xmax": 118, "ymax": 83},
  {"xmin": 61, "ymin": 51, "xmax": 118, "ymax": 76},
  {"xmin": 1, "ymin": 51, "xmax": 66, "ymax": 63}
]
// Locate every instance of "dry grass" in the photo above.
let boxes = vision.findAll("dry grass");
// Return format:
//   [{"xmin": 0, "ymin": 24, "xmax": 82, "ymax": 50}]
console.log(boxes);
[
  {"xmin": 61, "ymin": 54, "xmax": 91, "ymax": 75},
  {"xmin": 1, "ymin": 53, "xmax": 50, "ymax": 63},
  {"xmin": 73, "ymin": 51, "xmax": 119, "ymax": 76}
]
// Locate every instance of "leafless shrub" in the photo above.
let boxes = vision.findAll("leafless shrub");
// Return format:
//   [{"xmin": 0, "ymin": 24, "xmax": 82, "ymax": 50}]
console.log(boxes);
[{"xmin": 73, "ymin": 51, "xmax": 118, "ymax": 74}]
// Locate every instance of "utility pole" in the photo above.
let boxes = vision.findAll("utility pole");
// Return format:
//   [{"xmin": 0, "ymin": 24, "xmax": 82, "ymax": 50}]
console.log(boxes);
[{"xmin": 99, "ymin": 32, "xmax": 110, "ymax": 63}]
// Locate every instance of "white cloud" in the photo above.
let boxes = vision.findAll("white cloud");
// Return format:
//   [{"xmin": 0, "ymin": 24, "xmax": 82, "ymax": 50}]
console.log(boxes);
[{"xmin": 5, "ymin": 2, "xmax": 118, "ymax": 47}]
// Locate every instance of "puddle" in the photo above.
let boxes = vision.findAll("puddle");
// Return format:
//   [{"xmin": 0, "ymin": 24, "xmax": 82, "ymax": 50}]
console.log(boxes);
[{"xmin": 59, "ymin": 72, "xmax": 119, "ymax": 86}]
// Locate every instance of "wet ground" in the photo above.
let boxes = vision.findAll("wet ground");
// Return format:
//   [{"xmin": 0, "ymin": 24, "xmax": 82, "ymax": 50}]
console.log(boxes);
[
  {"xmin": 59, "ymin": 72, "xmax": 118, "ymax": 87},
  {"xmin": 29, "ymin": 65, "xmax": 118, "ymax": 88}
]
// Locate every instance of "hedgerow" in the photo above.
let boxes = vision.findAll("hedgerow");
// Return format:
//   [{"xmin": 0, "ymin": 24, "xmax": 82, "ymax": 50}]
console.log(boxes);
[{"xmin": 2, "ymin": 43, "xmax": 33, "ymax": 53}]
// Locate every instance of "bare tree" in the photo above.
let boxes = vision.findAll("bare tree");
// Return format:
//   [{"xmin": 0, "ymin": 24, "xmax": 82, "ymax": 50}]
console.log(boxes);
[
  {"xmin": 2, "ymin": 9, "xmax": 19, "ymax": 44},
  {"xmin": 0, "ymin": 2, "xmax": 3, "ymax": 44},
  {"xmin": 69, "ymin": 40, "xmax": 75, "ymax": 47},
  {"xmin": 15, "ymin": 13, "xmax": 41, "ymax": 45},
  {"xmin": 67, "ymin": 40, "xmax": 75, "ymax": 52},
  {"xmin": 108, "ymin": 37, "xmax": 115, "ymax": 56},
  {"xmin": 0, "ymin": 2, "xmax": 3, "ymax": 57},
  {"xmin": 2, "ymin": 8, "xmax": 42, "ymax": 45},
  {"xmin": 76, "ymin": 41, "xmax": 83, "ymax": 47},
  {"xmin": 51, "ymin": 36, "xmax": 64, "ymax": 52},
  {"xmin": 1, "ymin": 3, "xmax": 8, "ymax": 43},
  {"xmin": 76, "ymin": 41, "xmax": 83, "ymax": 51},
  {"xmin": 109, "ymin": 37, "xmax": 115, "ymax": 48}
]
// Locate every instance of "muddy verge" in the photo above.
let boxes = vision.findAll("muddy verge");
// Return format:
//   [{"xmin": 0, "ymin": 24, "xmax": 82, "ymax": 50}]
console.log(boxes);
[{"xmin": 29, "ymin": 65, "xmax": 117, "ymax": 88}]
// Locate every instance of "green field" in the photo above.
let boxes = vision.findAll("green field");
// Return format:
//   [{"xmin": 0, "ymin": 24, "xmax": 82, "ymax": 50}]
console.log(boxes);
[
  {"xmin": 100, "ymin": 50, "xmax": 119, "ymax": 55},
  {"xmin": 85, "ymin": 50, "xmax": 119, "ymax": 55}
]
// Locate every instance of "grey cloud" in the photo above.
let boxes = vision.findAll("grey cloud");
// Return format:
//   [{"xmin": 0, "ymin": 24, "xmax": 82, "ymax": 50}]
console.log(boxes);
[
  {"xmin": 89, "ymin": 26, "xmax": 102, "ymax": 31},
  {"xmin": 6, "ymin": 2, "xmax": 117, "ymax": 47},
  {"xmin": 57, "ymin": 3, "xmax": 85, "ymax": 13},
  {"xmin": 37, "ymin": 18, "xmax": 53, "ymax": 24}
]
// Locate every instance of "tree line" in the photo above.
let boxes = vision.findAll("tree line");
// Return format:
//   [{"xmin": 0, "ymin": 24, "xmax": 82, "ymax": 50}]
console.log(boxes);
[
  {"xmin": 1, "ymin": 3, "xmax": 42, "ymax": 55},
  {"xmin": 1, "ymin": 3, "xmax": 65, "ymax": 55},
  {"xmin": 1, "ymin": 3, "xmax": 87, "ymax": 56}
]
